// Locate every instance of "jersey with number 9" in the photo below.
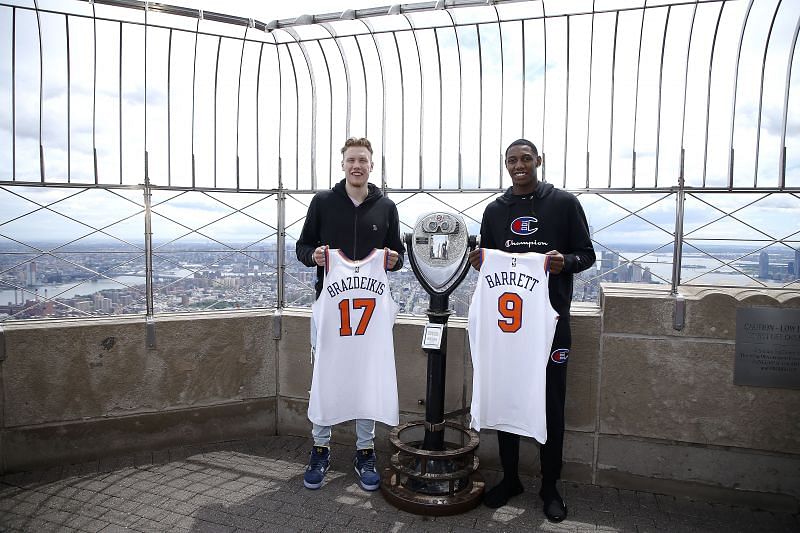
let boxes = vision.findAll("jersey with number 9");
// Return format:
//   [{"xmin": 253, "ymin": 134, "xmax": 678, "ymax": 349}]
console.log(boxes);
[{"xmin": 467, "ymin": 248, "xmax": 559, "ymax": 442}]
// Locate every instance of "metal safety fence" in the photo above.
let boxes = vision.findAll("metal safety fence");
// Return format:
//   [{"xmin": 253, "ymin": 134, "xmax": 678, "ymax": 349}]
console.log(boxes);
[{"xmin": 0, "ymin": 0, "xmax": 798, "ymax": 322}]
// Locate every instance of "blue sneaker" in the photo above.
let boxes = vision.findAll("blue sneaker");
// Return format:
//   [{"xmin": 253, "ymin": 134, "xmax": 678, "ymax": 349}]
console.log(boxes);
[
  {"xmin": 353, "ymin": 449, "xmax": 380, "ymax": 491},
  {"xmin": 303, "ymin": 446, "xmax": 330, "ymax": 489}
]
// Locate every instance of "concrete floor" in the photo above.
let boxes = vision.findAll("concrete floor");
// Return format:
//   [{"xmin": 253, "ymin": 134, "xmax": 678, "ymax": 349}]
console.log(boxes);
[{"xmin": 0, "ymin": 436, "xmax": 797, "ymax": 532}]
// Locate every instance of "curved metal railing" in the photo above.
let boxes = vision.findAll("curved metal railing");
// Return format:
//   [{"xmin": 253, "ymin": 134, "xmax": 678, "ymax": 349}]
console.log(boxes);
[{"xmin": 0, "ymin": 0, "xmax": 798, "ymax": 321}]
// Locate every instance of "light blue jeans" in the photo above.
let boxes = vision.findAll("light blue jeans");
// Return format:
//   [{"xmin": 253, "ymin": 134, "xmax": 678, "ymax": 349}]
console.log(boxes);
[
  {"xmin": 310, "ymin": 314, "xmax": 376, "ymax": 450},
  {"xmin": 312, "ymin": 419, "xmax": 376, "ymax": 449}
]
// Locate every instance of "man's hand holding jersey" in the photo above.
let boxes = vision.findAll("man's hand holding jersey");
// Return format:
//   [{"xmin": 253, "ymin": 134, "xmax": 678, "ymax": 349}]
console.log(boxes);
[
  {"xmin": 314, "ymin": 245, "xmax": 400, "ymax": 270},
  {"xmin": 468, "ymin": 248, "xmax": 564, "ymax": 275}
]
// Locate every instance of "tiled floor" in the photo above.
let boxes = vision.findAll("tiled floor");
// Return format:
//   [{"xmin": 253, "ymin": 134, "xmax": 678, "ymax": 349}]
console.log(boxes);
[{"xmin": 0, "ymin": 436, "xmax": 797, "ymax": 532}]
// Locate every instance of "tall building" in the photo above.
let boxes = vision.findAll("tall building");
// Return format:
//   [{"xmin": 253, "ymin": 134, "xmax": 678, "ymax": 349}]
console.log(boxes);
[
  {"xmin": 630, "ymin": 262, "xmax": 644, "ymax": 282},
  {"xmin": 601, "ymin": 251, "xmax": 620, "ymax": 273},
  {"xmin": 25, "ymin": 261, "xmax": 37, "ymax": 286},
  {"xmin": 93, "ymin": 293, "xmax": 104, "ymax": 311},
  {"xmin": 759, "ymin": 251, "xmax": 769, "ymax": 279},
  {"xmin": 795, "ymin": 248, "xmax": 800, "ymax": 276}
]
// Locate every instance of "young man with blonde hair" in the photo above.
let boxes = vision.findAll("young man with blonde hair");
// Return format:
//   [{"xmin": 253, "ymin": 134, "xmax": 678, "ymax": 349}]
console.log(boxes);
[{"xmin": 296, "ymin": 137, "xmax": 405, "ymax": 491}]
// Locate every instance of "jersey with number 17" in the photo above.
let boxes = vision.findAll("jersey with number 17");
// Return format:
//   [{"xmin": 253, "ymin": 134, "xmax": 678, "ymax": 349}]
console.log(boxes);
[
  {"xmin": 308, "ymin": 247, "xmax": 399, "ymax": 427},
  {"xmin": 467, "ymin": 248, "xmax": 559, "ymax": 442}
]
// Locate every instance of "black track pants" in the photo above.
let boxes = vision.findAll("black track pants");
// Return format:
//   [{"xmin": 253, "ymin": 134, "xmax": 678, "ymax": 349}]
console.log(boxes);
[{"xmin": 496, "ymin": 325, "xmax": 570, "ymax": 486}]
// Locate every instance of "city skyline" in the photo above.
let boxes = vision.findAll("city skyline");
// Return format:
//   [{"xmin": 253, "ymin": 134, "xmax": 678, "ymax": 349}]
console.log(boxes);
[{"xmin": 2, "ymin": 239, "xmax": 798, "ymax": 321}]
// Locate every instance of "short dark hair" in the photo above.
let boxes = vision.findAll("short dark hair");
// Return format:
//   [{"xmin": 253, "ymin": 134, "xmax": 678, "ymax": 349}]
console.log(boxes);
[
  {"xmin": 341, "ymin": 137, "xmax": 373, "ymax": 155},
  {"xmin": 505, "ymin": 138, "xmax": 539, "ymax": 158}
]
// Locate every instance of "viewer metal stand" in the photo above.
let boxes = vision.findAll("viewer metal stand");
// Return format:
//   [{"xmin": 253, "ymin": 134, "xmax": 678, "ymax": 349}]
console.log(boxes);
[{"xmin": 380, "ymin": 213, "xmax": 483, "ymax": 515}]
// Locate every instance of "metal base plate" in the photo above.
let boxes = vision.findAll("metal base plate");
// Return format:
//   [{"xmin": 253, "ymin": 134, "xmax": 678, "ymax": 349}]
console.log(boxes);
[{"xmin": 380, "ymin": 468, "xmax": 484, "ymax": 516}]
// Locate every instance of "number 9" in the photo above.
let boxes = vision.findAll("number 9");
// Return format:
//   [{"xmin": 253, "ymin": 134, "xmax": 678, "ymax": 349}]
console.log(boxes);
[{"xmin": 498, "ymin": 292, "xmax": 523, "ymax": 333}]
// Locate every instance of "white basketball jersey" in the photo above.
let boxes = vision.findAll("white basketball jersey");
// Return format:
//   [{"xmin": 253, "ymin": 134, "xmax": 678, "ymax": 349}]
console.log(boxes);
[
  {"xmin": 308, "ymin": 248, "xmax": 399, "ymax": 427},
  {"xmin": 467, "ymin": 248, "xmax": 559, "ymax": 442}
]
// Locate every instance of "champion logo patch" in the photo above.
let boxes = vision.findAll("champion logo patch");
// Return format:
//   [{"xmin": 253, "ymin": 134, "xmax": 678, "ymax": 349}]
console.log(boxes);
[
  {"xmin": 510, "ymin": 216, "xmax": 538, "ymax": 236},
  {"xmin": 551, "ymin": 348, "xmax": 569, "ymax": 364}
]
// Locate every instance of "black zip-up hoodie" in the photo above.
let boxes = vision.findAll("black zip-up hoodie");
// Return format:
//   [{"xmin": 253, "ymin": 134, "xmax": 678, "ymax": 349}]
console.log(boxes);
[
  {"xmin": 479, "ymin": 182, "xmax": 595, "ymax": 333},
  {"xmin": 296, "ymin": 179, "xmax": 405, "ymax": 298}
]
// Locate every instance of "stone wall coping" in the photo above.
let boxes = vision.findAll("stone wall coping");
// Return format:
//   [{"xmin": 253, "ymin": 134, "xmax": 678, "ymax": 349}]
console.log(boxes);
[{"xmin": 601, "ymin": 283, "xmax": 800, "ymax": 303}]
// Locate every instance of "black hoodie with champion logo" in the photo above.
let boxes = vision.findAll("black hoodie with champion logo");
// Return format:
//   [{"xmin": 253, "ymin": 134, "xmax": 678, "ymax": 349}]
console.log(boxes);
[
  {"xmin": 478, "ymin": 182, "xmax": 595, "ymax": 330},
  {"xmin": 296, "ymin": 179, "xmax": 405, "ymax": 299}
]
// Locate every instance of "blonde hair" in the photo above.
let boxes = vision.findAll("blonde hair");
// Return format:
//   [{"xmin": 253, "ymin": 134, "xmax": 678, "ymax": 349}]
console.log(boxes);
[{"xmin": 341, "ymin": 137, "xmax": 373, "ymax": 155}]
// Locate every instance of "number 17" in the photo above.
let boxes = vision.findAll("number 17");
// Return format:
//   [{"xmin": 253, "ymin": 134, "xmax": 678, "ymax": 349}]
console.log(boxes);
[{"xmin": 338, "ymin": 298, "xmax": 376, "ymax": 336}]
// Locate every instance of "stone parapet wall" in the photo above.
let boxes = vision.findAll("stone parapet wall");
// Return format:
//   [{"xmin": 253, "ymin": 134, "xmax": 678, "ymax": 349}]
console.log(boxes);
[
  {"xmin": 0, "ymin": 311, "xmax": 278, "ymax": 470},
  {"xmin": 595, "ymin": 284, "xmax": 800, "ymax": 510},
  {"xmin": 0, "ymin": 285, "xmax": 798, "ymax": 511}
]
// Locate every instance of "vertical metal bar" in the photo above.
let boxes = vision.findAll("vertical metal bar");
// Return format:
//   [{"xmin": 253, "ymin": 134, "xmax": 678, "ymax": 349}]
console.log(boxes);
[
  {"xmin": 235, "ymin": 23, "xmax": 251, "ymax": 190},
  {"xmin": 167, "ymin": 29, "xmax": 172, "ymax": 186},
  {"xmin": 91, "ymin": 1, "xmax": 98, "ymax": 184},
  {"xmin": 631, "ymin": 4, "xmax": 646, "ymax": 189},
  {"xmin": 213, "ymin": 36, "xmax": 221, "ymax": 188},
  {"xmin": 679, "ymin": 3, "xmax": 699, "ymax": 187},
  {"xmin": 276, "ymin": 45, "xmax": 284, "ymax": 307},
  {"xmin": 277, "ymin": 178, "xmax": 285, "ymax": 308},
  {"xmin": 586, "ymin": 1, "xmax": 594, "ymax": 189},
  {"xmin": 400, "ymin": 14, "xmax": 423, "ymax": 190},
  {"xmin": 255, "ymin": 42, "xmax": 264, "ymax": 189},
  {"xmin": 390, "ymin": 31, "xmax": 406, "ymax": 188},
  {"xmin": 753, "ymin": 1, "xmax": 782, "ymax": 188},
  {"xmin": 281, "ymin": 42, "xmax": 301, "ymax": 190},
  {"xmin": 702, "ymin": 1, "xmax": 726, "ymax": 187},
  {"xmin": 311, "ymin": 34, "xmax": 334, "ymax": 188},
  {"xmin": 607, "ymin": 12, "xmax": 618, "ymax": 188},
  {"xmin": 727, "ymin": 0, "xmax": 755, "ymax": 188},
  {"xmin": 34, "ymin": 0, "xmax": 43, "ymax": 182},
  {"xmin": 144, "ymin": 4, "xmax": 148, "ymax": 182},
  {"xmin": 440, "ymin": 11, "xmax": 463, "ymax": 190},
  {"xmin": 351, "ymin": 35, "xmax": 369, "ymax": 138},
  {"xmin": 521, "ymin": 19, "xmax": 526, "ymax": 138},
  {"xmin": 143, "ymin": 4, "xmax": 151, "ymax": 314},
  {"xmin": 359, "ymin": 20, "xmax": 389, "ymax": 192},
  {"xmin": 284, "ymin": 30, "xmax": 317, "ymax": 191},
  {"xmin": 66, "ymin": 15, "xmax": 71, "ymax": 183},
  {"xmin": 541, "ymin": 4, "xmax": 547, "ymax": 183},
  {"xmin": 563, "ymin": 15, "xmax": 569, "ymax": 189},
  {"xmin": 779, "ymin": 9, "xmax": 800, "ymax": 190},
  {"xmin": 671, "ymin": 185, "xmax": 685, "ymax": 294},
  {"xmin": 654, "ymin": 6, "xmax": 671, "ymax": 188},
  {"xmin": 477, "ymin": 24, "xmax": 484, "ymax": 188},
  {"xmin": 321, "ymin": 23, "xmax": 352, "ymax": 140},
  {"xmin": 144, "ymin": 177, "xmax": 154, "ymax": 315},
  {"xmin": 11, "ymin": 7, "xmax": 15, "ymax": 181},
  {"xmin": 494, "ymin": 6, "xmax": 505, "ymax": 188},
  {"xmin": 119, "ymin": 21, "xmax": 123, "ymax": 184},
  {"xmin": 276, "ymin": 39, "xmax": 283, "ymax": 192},
  {"xmin": 191, "ymin": 14, "xmax": 200, "ymax": 188},
  {"xmin": 275, "ymin": 35, "xmax": 285, "ymax": 306},
  {"xmin": 434, "ymin": 27, "xmax": 443, "ymax": 189}
]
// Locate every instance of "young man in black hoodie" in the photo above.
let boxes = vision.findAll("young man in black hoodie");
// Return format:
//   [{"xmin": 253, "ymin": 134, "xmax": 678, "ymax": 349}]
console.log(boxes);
[
  {"xmin": 468, "ymin": 138, "xmax": 595, "ymax": 522},
  {"xmin": 295, "ymin": 137, "xmax": 405, "ymax": 491}
]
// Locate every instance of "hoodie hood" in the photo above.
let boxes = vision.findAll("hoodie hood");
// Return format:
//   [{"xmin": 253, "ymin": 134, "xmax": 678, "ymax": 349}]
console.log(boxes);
[
  {"xmin": 332, "ymin": 179, "xmax": 383, "ymax": 203},
  {"xmin": 497, "ymin": 181, "xmax": 554, "ymax": 205}
]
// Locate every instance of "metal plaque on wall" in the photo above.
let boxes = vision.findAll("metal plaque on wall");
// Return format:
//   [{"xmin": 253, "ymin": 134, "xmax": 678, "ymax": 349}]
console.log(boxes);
[{"xmin": 734, "ymin": 307, "xmax": 800, "ymax": 389}]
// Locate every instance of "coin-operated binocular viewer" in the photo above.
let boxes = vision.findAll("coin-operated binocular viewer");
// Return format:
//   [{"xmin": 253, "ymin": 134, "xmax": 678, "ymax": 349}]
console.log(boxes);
[{"xmin": 381, "ymin": 212, "xmax": 484, "ymax": 515}]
